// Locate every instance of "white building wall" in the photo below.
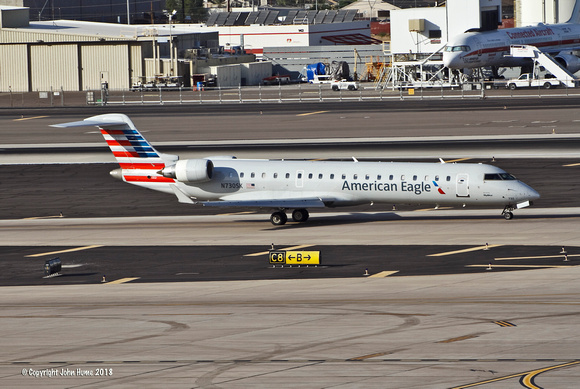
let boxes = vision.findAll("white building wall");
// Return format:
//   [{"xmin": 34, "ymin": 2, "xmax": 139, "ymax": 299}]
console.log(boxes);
[
  {"xmin": 202, "ymin": 21, "xmax": 371, "ymax": 53},
  {"xmin": 211, "ymin": 64, "xmax": 241, "ymax": 87},
  {"xmin": 241, "ymin": 61, "xmax": 272, "ymax": 85},
  {"xmin": 30, "ymin": 44, "xmax": 79, "ymax": 91},
  {"xmin": 390, "ymin": 8, "xmax": 447, "ymax": 54},
  {"xmin": 516, "ymin": 0, "xmax": 576, "ymax": 26},
  {"xmin": 446, "ymin": 0, "xmax": 482, "ymax": 38},
  {"xmin": 81, "ymin": 45, "xmax": 129, "ymax": 90},
  {"xmin": 0, "ymin": 44, "xmax": 27, "ymax": 91}
]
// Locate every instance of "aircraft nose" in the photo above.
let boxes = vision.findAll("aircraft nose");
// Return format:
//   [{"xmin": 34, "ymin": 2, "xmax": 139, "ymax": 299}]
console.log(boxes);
[
  {"xmin": 443, "ymin": 52, "xmax": 460, "ymax": 68},
  {"xmin": 520, "ymin": 183, "xmax": 540, "ymax": 202}
]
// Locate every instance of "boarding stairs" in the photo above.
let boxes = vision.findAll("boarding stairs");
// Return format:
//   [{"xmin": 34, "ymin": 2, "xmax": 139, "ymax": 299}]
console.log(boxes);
[{"xmin": 510, "ymin": 45, "xmax": 577, "ymax": 87}]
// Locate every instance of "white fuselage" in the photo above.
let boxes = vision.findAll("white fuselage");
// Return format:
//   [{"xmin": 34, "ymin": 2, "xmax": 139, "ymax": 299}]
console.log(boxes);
[
  {"xmin": 139, "ymin": 159, "xmax": 539, "ymax": 208},
  {"xmin": 443, "ymin": 23, "xmax": 580, "ymax": 69}
]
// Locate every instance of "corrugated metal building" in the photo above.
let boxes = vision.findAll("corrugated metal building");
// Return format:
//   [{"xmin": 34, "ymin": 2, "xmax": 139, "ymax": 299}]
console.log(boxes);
[{"xmin": 0, "ymin": 6, "xmax": 221, "ymax": 92}]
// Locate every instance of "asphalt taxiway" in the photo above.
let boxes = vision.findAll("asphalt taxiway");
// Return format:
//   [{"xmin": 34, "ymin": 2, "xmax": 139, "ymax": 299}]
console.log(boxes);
[{"xmin": 2, "ymin": 100, "xmax": 580, "ymax": 388}]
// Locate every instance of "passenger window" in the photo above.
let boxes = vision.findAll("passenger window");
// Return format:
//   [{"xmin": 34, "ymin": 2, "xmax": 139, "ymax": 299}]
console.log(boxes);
[
  {"xmin": 286, "ymin": 173, "xmax": 290, "ymax": 179},
  {"xmin": 251, "ymin": 172, "xmax": 255, "ymax": 178},
  {"xmin": 297, "ymin": 173, "xmax": 302, "ymax": 179},
  {"xmin": 262, "ymin": 173, "xmax": 266, "ymax": 178},
  {"xmin": 425, "ymin": 175, "xmax": 429, "ymax": 181},
  {"xmin": 319, "ymin": 174, "xmax": 323, "ymax": 179},
  {"xmin": 435, "ymin": 175, "xmax": 439, "ymax": 181},
  {"xmin": 353, "ymin": 174, "xmax": 358, "ymax": 180},
  {"xmin": 308, "ymin": 173, "xmax": 313, "ymax": 179},
  {"xmin": 377, "ymin": 175, "xmax": 381, "ymax": 180},
  {"xmin": 342, "ymin": 174, "xmax": 346, "ymax": 179},
  {"xmin": 389, "ymin": 175, "xmax": 394, "ymax": 180},
  {"xmin": 330, "ymin": 174, "xmax": 334, "ymax": 179},
  {"xmin": 446, "ymin": 176, "xmax": 451, "ymax": 181},
  {"xmin": 240, "ymin": 172, "xmax": 245, "ymax": 178},
  {"xmin": 273, "ymin": 173, "xmax": 278, "ymax": 178},
  {"xmin": 365, "ymin": 174, "xmax": 370, "ymax": 180},
  {"xmin": 413, "ymin": 175, "xmax": 417, "ymax": 181},
  {"xmin": 401, "ymin": 175, "xmax": 405, "ymax": 180}
]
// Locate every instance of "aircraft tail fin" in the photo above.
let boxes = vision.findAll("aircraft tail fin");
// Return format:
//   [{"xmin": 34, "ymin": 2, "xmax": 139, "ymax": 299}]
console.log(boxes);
[
  {"xmin": 51, "ymin": 113, "xmax": 178, "ymax": 185},
  {"xmin": 566, "ymin": 0, "xmax": 580, "ymax": 23}
]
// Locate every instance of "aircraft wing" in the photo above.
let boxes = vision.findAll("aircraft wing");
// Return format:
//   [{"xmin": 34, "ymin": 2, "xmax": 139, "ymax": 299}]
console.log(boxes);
[{"xmin": 199, "ymin": 198, "xmax": 328, "ymax": 208}]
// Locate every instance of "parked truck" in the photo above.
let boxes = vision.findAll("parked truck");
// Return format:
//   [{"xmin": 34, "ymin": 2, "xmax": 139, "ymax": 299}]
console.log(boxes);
[
  {"xmin": 330, "ymin": 80, "xmax": 360, "ymax": 91},
  {"xmin": 507, "ymin": 73, "xmax": 560, "ymax": 90}
]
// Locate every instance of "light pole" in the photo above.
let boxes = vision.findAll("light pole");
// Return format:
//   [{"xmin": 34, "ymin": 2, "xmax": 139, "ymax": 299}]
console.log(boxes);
[{"xmin": 165, "ymin": 9, "xmax": 177, "ymax": 77}]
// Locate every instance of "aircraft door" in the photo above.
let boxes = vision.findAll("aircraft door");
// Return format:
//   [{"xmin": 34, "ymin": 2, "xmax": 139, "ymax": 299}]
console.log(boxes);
[
  {"xmin": 295, "ymin": 170, "xmax": 304, "ymax": 188},
  {"xmin": 456, "ymin": 174, "xmax": 470, "ymax": 197}
]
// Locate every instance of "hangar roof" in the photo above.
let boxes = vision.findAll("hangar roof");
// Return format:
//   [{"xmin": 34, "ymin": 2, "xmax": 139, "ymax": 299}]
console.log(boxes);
[{"xmin": 6, "ymin": 19, "xmax": 214, "ymax": 41}]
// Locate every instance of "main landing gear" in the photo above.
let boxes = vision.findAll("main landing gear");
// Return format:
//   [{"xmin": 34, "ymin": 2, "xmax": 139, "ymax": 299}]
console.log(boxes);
[
  {"xmin": 502, "ymin": 206, "xmax": 514, "ymax": 220},
  {"xmin": 270, "ymin": 209, "xmax": 309, "ymax": 225}
]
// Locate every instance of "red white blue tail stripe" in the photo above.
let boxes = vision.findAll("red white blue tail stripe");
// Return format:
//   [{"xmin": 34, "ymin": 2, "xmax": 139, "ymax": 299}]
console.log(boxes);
[{"xmin": 51, "ymin": 113, "xmax": 176, "ymax": 184}]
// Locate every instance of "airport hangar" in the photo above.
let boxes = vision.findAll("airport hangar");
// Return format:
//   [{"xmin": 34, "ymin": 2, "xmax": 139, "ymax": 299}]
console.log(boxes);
[
  {"xmin": 0, "ymin": 0, "xmax": 559, "ymax": 93},
  {"xmin": 0, "ymin": 6, "xmax": 380, "ymax": 92},
  {"xmin": 0, "ymin": 6, "xmax": 271, "ymax": 92}
]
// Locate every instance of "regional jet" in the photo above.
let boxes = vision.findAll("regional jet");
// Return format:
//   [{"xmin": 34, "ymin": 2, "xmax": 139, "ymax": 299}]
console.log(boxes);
[
  {"xmin": 443, "ymin": 1, "xmax": 580, "ymax": 73},
  {"xmin": 52, "ymin": 114, "xmax": 540, "ymax": 225}
]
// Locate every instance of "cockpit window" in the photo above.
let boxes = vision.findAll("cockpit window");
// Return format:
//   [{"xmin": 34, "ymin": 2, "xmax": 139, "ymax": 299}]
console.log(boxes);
[
  {"xmin": 485, "ymin": 173, "xmax": 518, "ymax": 181},
  {"xmin": 444, "ymin": 45, "xmax": 471, "ymax": 52},
  {"xmin": 500, "ymin": 173, "xmax": 517, "ymax": 180}
]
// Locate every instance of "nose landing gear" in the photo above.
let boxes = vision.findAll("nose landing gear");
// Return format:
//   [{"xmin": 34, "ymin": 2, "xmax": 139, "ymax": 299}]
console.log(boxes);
[{"xmin": 502, "ymin": 206, "xmax": 514, "ymax": 220}]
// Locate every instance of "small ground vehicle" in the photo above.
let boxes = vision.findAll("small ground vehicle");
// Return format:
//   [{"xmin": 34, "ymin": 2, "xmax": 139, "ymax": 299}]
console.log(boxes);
[
  {"xmin": 330, "ymin": 80, "xmax": 359, "ymax": 91},
  {"xmin": 262, "ymin": 75, "xmax": 291, "ymax": 85},
  {"xmin": 507, "ymin": 73, "xmax": 560, "ymax": 90}
]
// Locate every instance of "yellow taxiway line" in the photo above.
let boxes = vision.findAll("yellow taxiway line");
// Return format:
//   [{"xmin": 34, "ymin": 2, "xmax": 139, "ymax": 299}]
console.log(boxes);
[
  {"xmin": 244, "ymin": 244, "xmax": 315, "ymax": 257},
  {"xmin": 428, "ymin": 245, "xmax": 503, "ymax": 257},
  {"xmin": 563, "ymin": 162, "xmax": 580, "ymax": 167},
  {"xmin": 105, "ymin": 277, "xmax": 140, "ymax": 285},
  {"xmin": 445, "ymin": 158, "xmax": 471, "ymax": 163},
  {"xmin": 26, "ymin": 245, "xmax": 104, "ymax": 258},
  {"xmin": 13, "ymin": 115, "xmax": 48, "ymax": 121},
  {"xmin": 22, "ymin": 215, "xmax": 63, "ymax": 220},
  {"xmin": 367, "ymin": 271, "xmax": 399, "ymax": 278},
  {"xmin": 451, "ymin": 361, "xmax": 580, "ymax": 389},
  {"xmin": 296, "ymin": 110, "xmax": 328, "ymax": 116},
  {"xmin": 520, "ymin": 361, "xmax": 580, "ymax": 389},
  {"xmin": 414, "ymin": 206, "xmax": 453, "ymax": 212}
]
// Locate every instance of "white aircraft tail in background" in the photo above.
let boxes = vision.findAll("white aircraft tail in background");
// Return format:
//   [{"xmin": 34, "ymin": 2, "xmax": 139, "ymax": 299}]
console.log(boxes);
[{"xmin": 52, "ymin": 114, "xmax": 540, "ymax": 225}]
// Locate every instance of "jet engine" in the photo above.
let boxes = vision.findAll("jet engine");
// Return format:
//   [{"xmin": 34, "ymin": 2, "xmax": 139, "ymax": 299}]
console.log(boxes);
[
  {"xmin": 554, "ymin": 52, "xmax": 580, "ymax": 74},
  {"xmin": 160, "ymin": 159, "xmax": 214, "ymax": 183}
]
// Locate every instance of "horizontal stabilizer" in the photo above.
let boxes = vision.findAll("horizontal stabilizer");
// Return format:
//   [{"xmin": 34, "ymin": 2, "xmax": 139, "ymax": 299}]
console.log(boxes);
[
  {"xmin": 50, "ymin": 118, "xmax": 127, "ymax": 128},
  {"xmin": 200, "ymin": 198, "xmax": 327, "ymax": 208}
]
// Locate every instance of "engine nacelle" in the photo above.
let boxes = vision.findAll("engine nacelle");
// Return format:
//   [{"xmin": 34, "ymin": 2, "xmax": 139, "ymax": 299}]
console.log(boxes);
[
  {"xmin": 160, "ymin": 159, "xmax": 214, "ymax": 183},
  {"xmin": 554, "ymin": 52, "xmax": 580, "ymax": 74}
]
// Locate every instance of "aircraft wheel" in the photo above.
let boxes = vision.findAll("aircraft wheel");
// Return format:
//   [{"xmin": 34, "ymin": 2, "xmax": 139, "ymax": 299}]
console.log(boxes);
[
  {"xmin": 292, "ymin": 209, "xmax": 309, "ymax": 223},
  {"xmin": 270, "ymin": 211, "xmax": 288, "ymax": 226},
  {"xmin": 503, "ymin": 211, "xmax": 514, "ymax": 220}
]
